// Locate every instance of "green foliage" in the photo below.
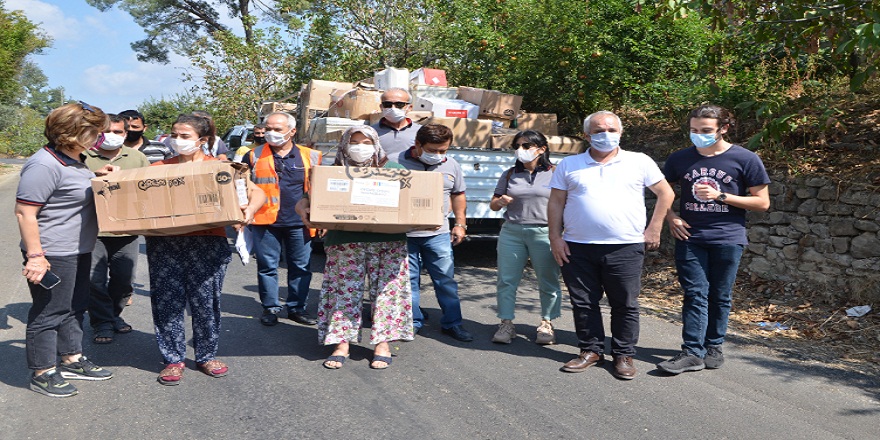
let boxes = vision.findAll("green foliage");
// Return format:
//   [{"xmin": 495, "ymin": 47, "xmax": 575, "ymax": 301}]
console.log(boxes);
[
  {"xmin": 429, "ymin": 0, "xmax": 711, "ymax": 133},
  {"xmin": 0, "ymin": 106, "xmax": 46, "ymax": 157},
  {"xmin": 185, "ymin": 27, "xmax": 301, "ymax": 131},
  {"xmin": 0, "ymin": 2, "xmax": 50, "ymax": 104},
  {"xmin": 138, "ymin": 93, "xmax": 210, "ymax": 137}
]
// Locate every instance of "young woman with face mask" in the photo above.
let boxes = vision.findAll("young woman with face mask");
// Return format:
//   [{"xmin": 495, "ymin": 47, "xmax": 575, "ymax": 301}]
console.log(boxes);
[
  {"xmin": 295, "ymin": 126, "xmax": 414, "ymax": 370},
  {"xmin": 488, "ymin": 130, "xmax": 562, "ymax": 345},
  {"xmin": 146, "ymin": 114, "xmax": 266, "ymax": 386}
]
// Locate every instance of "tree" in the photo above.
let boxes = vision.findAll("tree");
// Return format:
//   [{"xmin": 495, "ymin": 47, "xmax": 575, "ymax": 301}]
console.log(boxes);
[
  {"xmin": 138, "ymin": 93, "xmax": 210, "ymax": 136},
  {"xmin": 185, "ymin": 27, "xmax": 301, "ymax": 130},
  {"xmin": 85, "ymin": 0, "xmax": 311, "ymax": 63},
  {"xmin": 0, "ymin": 1, "xmax": 49, "ymax": 104}
]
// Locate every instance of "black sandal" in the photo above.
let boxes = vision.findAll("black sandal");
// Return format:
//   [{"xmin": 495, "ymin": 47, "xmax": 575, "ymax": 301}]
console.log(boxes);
[{"xmin": 93, "ymin": 329, "xmax": 114, "ymax": 344}]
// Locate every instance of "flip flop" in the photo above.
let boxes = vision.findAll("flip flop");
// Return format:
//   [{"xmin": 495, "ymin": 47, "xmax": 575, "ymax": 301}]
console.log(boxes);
[
  {"xmin": 370, "ymin": 355, "xmax": 393, "ymax": 370},
  {"xmin": 322, "ymin": 355, "xmax": 348, "ymax": 369}
]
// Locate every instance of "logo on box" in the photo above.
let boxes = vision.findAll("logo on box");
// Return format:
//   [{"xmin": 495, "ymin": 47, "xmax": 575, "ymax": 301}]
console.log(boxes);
[{"xmin": 446, "ymin": 109, "xmax": 468, "ymax": 118}]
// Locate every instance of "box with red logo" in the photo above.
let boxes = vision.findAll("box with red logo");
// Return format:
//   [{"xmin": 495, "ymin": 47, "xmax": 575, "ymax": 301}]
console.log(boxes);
[
  {"xmin": 410, "ymin": 68, "xmax": 448, "ymax": 86},
  {"xmin": 91, "ymin": 161, "xmax": 249, "ymax": 236},
  {"xmin": 308, "ymin": 166, "xmax": 444, "ymax": 234},
  {"xmin": 413, "ymin": 97, "xmax": 479, "ymax": 119}
]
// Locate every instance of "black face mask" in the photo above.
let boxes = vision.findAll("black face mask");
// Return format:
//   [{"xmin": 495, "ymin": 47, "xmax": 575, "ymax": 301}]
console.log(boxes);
[
  {"xmin": 125, "ymin": 130, "xmax": 143, "ymax": 143},
  {"xmin": 253, "ymin": 136, "xmax": 265, "ymax": 145}
]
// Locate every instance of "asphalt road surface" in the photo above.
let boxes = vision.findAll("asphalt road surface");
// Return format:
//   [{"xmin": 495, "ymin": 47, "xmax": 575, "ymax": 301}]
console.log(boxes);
[{"xmin": 0, "ymin": 170, "xmax": 877, "ymax": 439}]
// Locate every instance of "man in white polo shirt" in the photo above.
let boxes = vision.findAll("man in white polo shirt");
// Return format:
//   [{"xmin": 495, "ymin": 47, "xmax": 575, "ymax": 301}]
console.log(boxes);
[{"xmin": 548, "ymin": 110, "xmax": 674, "ymax": 380}]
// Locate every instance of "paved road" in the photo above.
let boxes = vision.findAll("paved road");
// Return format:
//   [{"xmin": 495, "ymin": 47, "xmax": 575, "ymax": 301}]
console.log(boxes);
[{"xmin": 0, "ymin": 170, "xmax": 877, "ymax": 439}]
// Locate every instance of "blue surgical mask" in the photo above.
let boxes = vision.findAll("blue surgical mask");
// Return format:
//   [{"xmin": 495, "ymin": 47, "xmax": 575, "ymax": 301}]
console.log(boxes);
[
  {"xmin": 419, "ymin": 152, "xmax": 445, "ymax": 165},
  {"xmin": 690, "ymin": 132, "xmax": 718, "ymax": 149},
  {"xmin": 589, "ymin": 131, "xmax": 620, "ymax": 152}
]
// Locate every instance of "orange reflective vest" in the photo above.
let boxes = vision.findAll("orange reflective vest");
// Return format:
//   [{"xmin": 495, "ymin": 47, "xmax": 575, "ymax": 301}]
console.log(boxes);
[{"xmin": 250, "ymin": 143, "xmax": 322, "ymax": 226}]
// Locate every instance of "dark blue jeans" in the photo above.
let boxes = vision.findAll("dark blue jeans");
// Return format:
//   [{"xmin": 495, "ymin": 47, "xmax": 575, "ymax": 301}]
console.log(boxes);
[
  {"xmin": 89, "ymin": 235, "xmax": 139, "ymax": 332},
  {"xmin": 251, "ymin": 225, "xmax": 313, "ymax": 314},
  {"xmin": 560, "ymin": 243, "xmax": 644, "ymax": 357},
  {"xmin": 407, "ymin": 233, "xmax": 463, "ymax": 330},
  {"xmin": 25, "ymin": 253, "xmax": 91, "ymax": 370},
  {"xmin": 675, "ymin": 240, "xmax": 744, "ymax": 358}
]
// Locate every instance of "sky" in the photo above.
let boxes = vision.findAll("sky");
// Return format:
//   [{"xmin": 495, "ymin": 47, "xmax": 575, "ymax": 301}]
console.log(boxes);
[{"xmin": 5, "ymin": 0, "xmax": 239, "ymax": 114}]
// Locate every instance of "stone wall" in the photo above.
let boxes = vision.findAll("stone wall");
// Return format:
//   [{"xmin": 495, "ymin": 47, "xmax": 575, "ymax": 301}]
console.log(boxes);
[{"xmin": 742, "ymin": 173, "xmax": 880, "ymax": 302}]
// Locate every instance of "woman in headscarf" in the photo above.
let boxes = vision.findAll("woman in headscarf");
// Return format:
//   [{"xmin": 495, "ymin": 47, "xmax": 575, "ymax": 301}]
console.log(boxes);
[{"xmin": 296, "ymin": 126, "xmax": 414, "ymax": 370}]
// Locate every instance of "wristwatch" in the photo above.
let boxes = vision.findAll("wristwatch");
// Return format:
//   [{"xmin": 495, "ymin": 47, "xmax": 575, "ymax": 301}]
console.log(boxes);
[
  {"xmin": 454, "ymin": 223, "xmax": 468, "ymax": 231},
  {"xmin": 716, "ymin": 192, "xmax": 728, "ymax": 203}
]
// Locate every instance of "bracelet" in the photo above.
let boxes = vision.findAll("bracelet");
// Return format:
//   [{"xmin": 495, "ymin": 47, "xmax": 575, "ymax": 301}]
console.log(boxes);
[
  {"xmin": 454, "ymin": 223, "xmax": 468, "ymax": 231},
  {"xmin": 26, "ymin": 251, "xmax": 46, "ymax": 258}
]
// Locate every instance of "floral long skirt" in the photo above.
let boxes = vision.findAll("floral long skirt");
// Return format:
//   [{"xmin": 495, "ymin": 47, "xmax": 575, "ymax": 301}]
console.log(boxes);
[{"xmin": 317, "ymin": 240, "xmax": 414, "ymax": 345}]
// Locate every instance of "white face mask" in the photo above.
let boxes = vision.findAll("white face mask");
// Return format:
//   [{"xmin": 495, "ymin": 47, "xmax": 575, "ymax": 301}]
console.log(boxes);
[
  {"xmin": 589, "ymin": 131, "xmax": 621, "ymax": 152},
  {"xmin": 100, "ymin": 132, "xmax": 125, "ymax": 150},
  {"xmin": 382, "ymin": 107, "xmax": 407, "ymax": 123},
  {"xmin": 419, "ymin": 152, "xmax": 445, "ymax": 165},
  {"xmin": 170, "ymin": 138, "xmax": 201, "ymax": 155},
  {"xmin": 264, "ymin": 129, "xmax": 291, "ymax": 147},
  {"xmin": 346, "ymin": 143, "xmax": 375, "ymax": 164},
  {"xmin": 515, "ymin": 148, "xmax": 539, "ymax": 163}
]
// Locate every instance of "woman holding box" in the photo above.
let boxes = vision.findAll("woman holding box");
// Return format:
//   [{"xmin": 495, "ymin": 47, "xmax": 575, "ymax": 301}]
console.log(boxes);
[
  {"xmin": 296, "ymin": 126, "xmax": 414, "ymax": 370},
  {"xmin": 147, "ymin": 114, "xmax": 266, "ymax": 385},
  {"xmin": 489, "ymin": 130, "xmax": 562, "ymax": 345}
]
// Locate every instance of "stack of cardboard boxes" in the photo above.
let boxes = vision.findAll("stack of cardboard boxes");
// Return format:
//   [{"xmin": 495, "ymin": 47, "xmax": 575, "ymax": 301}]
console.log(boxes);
[{"xmin": 297, "ymin": 68, "xmax": 586, "ymax": 154}]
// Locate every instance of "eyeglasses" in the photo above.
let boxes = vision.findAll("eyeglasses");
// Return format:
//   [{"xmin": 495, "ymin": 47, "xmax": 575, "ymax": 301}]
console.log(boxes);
[
  {"xmin": 381, "ymin": 101, "xmax": 410, "ymax": 109},
  {"xmin": 513, "ymin": 142, "xmax": 536, "ymax": 149},
  {"xmin": 79, "ymin": 101, "xmax": 95, "ymax": 113}
]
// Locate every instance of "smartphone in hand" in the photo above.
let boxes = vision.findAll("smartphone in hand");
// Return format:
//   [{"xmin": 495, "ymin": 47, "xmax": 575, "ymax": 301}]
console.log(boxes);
[{"xmin": 39, "ymin": 270, "xmax": 61, "ymax": 290}]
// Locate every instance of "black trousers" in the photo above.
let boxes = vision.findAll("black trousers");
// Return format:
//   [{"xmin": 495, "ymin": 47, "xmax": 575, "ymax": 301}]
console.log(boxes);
[{"xmin": 560, "ymin": 242, "xmax": 644, "ymax": 356}]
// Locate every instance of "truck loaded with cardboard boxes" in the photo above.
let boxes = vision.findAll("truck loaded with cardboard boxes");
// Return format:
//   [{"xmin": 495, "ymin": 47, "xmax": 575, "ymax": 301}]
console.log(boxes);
[{"xmin": 293, "ymin": 68, "xmax": 584, "ymax": 238}]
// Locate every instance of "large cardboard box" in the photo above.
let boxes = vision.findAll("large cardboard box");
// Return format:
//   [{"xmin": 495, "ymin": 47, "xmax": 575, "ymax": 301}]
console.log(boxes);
[
  {"xmin": 422, "ymin": 116, "xmax": 492, "ymax": 148},
  {"xmin": 515, "ymin": 113, "xmax": 558, "ymax": 136},
  {"xmin": 308, "ymin": 166, "xmax": 444, "ymax": 233},
  {"xmin": 306, "ymin": 117, "xmax": 367, "ymax": 144},
  {"xmin": 301, "ymin": 80, "xmax": 354, "ymax": 110},
  {"xmin": 547, "ymin": 136, "xmax": 587, "ymax": 154},
  {"xmin": 328, "ymin": 88, "xmax": 383, "ymax": 120},
  {"xmin": 410, "ymin": 68, "xmax": 448, "ymax": 86},
  {"xmin": 259, "ymin": 101, "xmax": 297, "ymax": 117},
  {"xmin": 413, "ymin": 97, "xmax": 479, "ymax": 119},
  {"xmin": 478, "ymin": 115, "xmax": 512, "ymax": 131},
  {"xmin": 490, "ymin": 133, "xmax": 516, "ymax": 150},
  {"xmin": 457, "ymin": 86, "xmax": 523, "ymax": 120},
  {"xmin": 91, "ymin": 161, "xmax": 248, "ymax": 236}
]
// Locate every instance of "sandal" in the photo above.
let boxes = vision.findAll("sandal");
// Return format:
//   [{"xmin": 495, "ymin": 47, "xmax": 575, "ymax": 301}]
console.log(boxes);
[
  {"xmin": 370, "ymin": 355, "xmax": 393, "ymax": 370},
  {"xmin": 322, "ymin": 355, "xmax": 348, "ymax": 370},
  {"xmin": 93, "ymin": 329, "xmax": 114, "ymax": 344},
  {"xmin": 158, "ymin": 362, "xmax": 185, "ymax": 385},
  {"xmin": 197, "ymin": 359, "xmax": 228, "ymax": 378},
  {"xmin": 114, "ymin": 322, "xmax": 133, "ymax": 334}
]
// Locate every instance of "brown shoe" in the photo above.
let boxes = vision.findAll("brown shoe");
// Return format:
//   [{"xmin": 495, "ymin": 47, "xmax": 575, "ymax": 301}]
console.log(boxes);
[
  {"xmin": 612, "ymin": 355, "xmax": 637, "ymax": 380},
  {"xmin": 560, "ymin": 351, "xmax": 604, "ymax": 373}
]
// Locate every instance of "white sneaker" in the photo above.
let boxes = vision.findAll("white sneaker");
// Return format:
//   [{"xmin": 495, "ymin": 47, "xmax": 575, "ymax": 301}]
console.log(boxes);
[
  {"xmin": 535, "ymin": 320, "xmax": 555, "ymax": 345},
  {"xmin": 492, "ymin": 320, "xmax": 517, "ymax": 344}
]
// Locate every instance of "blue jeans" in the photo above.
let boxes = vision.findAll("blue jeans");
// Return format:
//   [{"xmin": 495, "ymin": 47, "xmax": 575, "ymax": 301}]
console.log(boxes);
[
  {"xmin": 407, "ymin": 233, "xmax": 463, "ymax": 330},
  {"xmin": 251, "ymin": 225, "xmax": 313, "ymax": 314},
  {"xmin": 496, "ymin": 223, "xmax": 561, "ymax": 321},
  {"xmin": 675, "ymin": 240, "xmax": 744, "ymax": 357}
]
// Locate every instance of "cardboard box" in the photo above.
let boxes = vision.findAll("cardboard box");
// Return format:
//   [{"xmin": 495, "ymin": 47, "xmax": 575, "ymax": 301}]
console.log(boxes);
[
  {"xmin": 301, "ymin": 80, "xmax": 354, "ymax": 110},
  {"xmin": 490, "ymin": 134, "xmax": 516, "ymax": 150},
  {"xmin": 374, "ymin": 68, "xmax": 410, "ymax": 91},
  {"xmin": 259, "ymin": 101, "xmax": 297, "ymax": 117},
  {"xmin": 368, "ymin": 111, "xmax": 432, "ymax": 126},
  {"xmin": 308, "ymin": 166, "xmax": 444, "ymax": 233},
  {"xmin": 295, "ymin": 107, "xmax": 323, "ymax": 142},
  {"xmin": 515, "ymin": 113, "xmax": 558, "ymax": 136},
  {"xmin": 410, "ymin": 85, "xmax": 458, "ymax": 102},
  {"xmin": 328, "ymin": 88, "xmax": 383, "ymax": 120},
  {"xmin": 410, "ymin": 68, "xmax": 448, "ymax": 86},
  {"xmin": 306, "ymin": 117, "xmax": 367, "ymax": 144},
  {"xmin": 413, "ymin": 97, "xmax": 479, "ymax": 119},
  {"xmin": 547, "ymin": 136, "xmax": 587, "ymax": 154},
  {"xmin": 91, "ymin": 161, "xmax": 248, "ymax": 236},
  {"xmin": 478, "ymin": 115, "xmax": 512, "ymax": 131},
  {"xmin": 421, "ymin": 117, "xmax": 492, "ymax": 148},
  {"xmin": 457, "ymin": 86, "xmax": 523, "ymax": 120}
]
